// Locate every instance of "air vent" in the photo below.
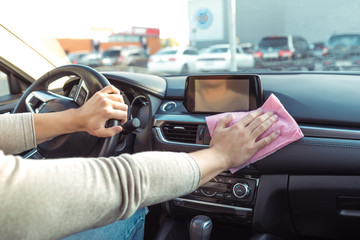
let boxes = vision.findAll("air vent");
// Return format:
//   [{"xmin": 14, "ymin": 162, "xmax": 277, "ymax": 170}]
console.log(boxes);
[{"xmin": 161, "ymin": 122, "xmax": 198, "ymax": 144}]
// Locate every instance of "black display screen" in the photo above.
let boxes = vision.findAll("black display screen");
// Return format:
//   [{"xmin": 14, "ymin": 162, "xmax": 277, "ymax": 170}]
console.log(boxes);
[{"xmin": 184, "ymin": 75, "xmax": 262, "ymax": 113}]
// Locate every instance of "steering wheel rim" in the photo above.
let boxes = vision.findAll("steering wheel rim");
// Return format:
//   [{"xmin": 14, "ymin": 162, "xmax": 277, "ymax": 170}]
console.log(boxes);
[{"xmin": 13, "ymin": 64, "xmax": 119, "ymax": 158}]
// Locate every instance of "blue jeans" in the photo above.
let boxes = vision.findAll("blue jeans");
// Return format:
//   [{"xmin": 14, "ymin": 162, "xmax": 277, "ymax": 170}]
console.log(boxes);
[{"xmin": 61, "ymin": 208, "xmax": 148, "ymax": 240}]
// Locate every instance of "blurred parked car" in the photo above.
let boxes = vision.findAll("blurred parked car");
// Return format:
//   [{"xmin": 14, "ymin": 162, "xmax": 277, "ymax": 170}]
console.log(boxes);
[
  {"xmin": 147, "ymin": 46, "xmax": 199, "ymax": 74},
  {"xmin": 77, "ymin": 52, "xmax": 102, "ymax": 68},
  {"xmin": 309, "ymin": 41, "xmax": 326, "ymax": 60},
  {"xmin": 101, "ymin": 46, "xmax": 148, "ymax": 68},
  {"xmin": 322, "ymin": 33, "xmax": 360, "ymax": 70},
  {"xmin": 196, "ymin": 44, "xmax": 254, "ymax": 72},
  {"xmin": 253, "ymin": 35, "xmax": 315, "ymax": 70},
  {"xmin": 67, "ymin": 51, "xmax": 89, "ymax": 64}
]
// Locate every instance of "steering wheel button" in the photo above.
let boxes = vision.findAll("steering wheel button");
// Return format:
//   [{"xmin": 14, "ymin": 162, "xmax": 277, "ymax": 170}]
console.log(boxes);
[
  {"xmin": 76, "ymin": 96, "xmax": 84, "ymax": 105},
  {"xmin": 79, "ymin": 88, "xmax": 87, "ymax": 98},
  {"xmin": 69, "ymin": 86, "xmax": 77, "ymax": 98}
]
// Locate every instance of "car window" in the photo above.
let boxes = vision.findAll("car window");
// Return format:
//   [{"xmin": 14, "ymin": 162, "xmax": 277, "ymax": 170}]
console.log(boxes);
[
  {"xmin": 299, "ymin": 38, "xmax": 309, "ymax": 51},
  {"xmin": 209, "ymin": 48, "xmax": 228, "ymax": 53},
  {"xmin": 156, "ymin": 50, "xmax": 178, "ymax": 55},
  {"xmin": 328, "ymin": 35, "xmax": 360, "ymax": 48},
  {"xmin": 0, "ymin": 70, "xmax": 9, "ymax": 96},
  {"xmin": 293, "ymin": 37, "xmax": 307, "ymax": 51},
  {"xmin": 103, "ymin": 50, "xmax": 121, "ymax": 57},
  {"xmin": 259, "ymin": 37, "xmax": 288, "ymax": 49},
  {"xmin": 183, "ymin": 49, "xmax": 198, "ymax": 55}
]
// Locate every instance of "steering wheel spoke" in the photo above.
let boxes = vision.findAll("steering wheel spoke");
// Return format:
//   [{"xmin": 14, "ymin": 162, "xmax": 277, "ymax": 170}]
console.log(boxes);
[
  {"xmin": 25, "ymin": 91, "xmax": 73, "ymax": 113},
  {"xmin": 68, "ymin": 79, "xmax": 90, "ymax": 106}
]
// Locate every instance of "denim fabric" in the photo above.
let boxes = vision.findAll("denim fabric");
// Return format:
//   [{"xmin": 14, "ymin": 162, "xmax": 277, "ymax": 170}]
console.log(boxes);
[{"xmin": 61, "ymin": 208, "xmax": 148, "ymax": 240}]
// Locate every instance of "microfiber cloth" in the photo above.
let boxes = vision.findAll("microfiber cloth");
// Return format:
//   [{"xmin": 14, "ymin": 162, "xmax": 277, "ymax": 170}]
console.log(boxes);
[{"xmin": 205, "ymin": 93, "xmax": 303, "ymax": 173}]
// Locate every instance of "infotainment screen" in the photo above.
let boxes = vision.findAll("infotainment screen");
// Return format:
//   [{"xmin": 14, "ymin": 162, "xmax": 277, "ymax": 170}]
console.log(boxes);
[{"xmin": 184, "ymin": 75, "xmax": 262, "ymax": 113}]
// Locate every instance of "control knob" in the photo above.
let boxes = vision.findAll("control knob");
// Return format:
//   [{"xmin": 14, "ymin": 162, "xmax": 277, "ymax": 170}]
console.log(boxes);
[{"xmin": 233, "ymin": 182, "xmax": 250, "ymax": 199}]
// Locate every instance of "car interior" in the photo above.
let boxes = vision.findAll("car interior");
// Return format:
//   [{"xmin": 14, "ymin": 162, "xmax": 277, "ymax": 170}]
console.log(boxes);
[
  {"xmin": 2, "ymin": 0, "xmax": 360, "ymax": 239},
  {"xmin": 1, "ymin": 60, "xmax": 360, "ymax": 240}
]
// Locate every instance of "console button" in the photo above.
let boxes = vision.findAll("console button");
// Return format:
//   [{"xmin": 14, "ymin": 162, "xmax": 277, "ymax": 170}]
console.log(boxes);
[
  {"xmin": 224, "ymin": 177, "xmax": 237, "ymax": 184},
  {"xmin": 216, "ymin": 176, "xmax": 226, "ymax": 183},
  {"xmin": 193, "ymin": 190, "xmax": 202, "ymax": 196},
  {"xmin": 224, "ymin": 193, "xmax": 234, "ymax": 200},
  {"xmin": 215, "ymin": 192, "xmax": 225, "ymax": 199}
]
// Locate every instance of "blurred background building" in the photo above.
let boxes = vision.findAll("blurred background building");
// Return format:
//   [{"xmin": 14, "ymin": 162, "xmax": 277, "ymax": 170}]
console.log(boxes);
[{"xmin": 188, "ymin": 0, "xmax": 360, "ymax": 50}]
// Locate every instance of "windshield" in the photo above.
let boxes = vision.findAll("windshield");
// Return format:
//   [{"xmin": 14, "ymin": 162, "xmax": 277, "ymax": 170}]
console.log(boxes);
[
  {"xmin": 209, "ymin": 48, "xmax": 228, "ymax": 53},
  {"xmin": 3, "ymin": 0, "xmax": 360, "ymax": 75},
  {"xmin": 258, "ymin": 38, "xmax": 288, "ymax": 50},
  {"xmin": 103, "ymin": 50, "xmax": 121, "ymax": 57},
  {"xmin": 328, "ymin": 35, "xmax": 360, "ymax": 48},
  {"xmin": 156, "ymin": 49, "xmax": 178, "ymax": 55}
]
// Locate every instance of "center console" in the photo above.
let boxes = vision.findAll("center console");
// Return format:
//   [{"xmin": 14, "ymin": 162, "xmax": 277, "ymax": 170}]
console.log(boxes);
[
  {"xmin": 154, "ymin": 74, "xmax": 264, "ymax": 225},
  {"xmin": 167, "ymin": 170, "xmax": 259, "ymax": 225}
]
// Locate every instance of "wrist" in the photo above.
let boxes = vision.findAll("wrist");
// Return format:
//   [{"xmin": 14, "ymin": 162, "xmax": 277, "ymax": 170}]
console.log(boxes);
[
  {"xmin": 65, "ymin": 108, "xmax": 85, "ymax": 133},
  {"xmin": 207, "ymin": 147, "xmax": 230, "ymax": 170}
]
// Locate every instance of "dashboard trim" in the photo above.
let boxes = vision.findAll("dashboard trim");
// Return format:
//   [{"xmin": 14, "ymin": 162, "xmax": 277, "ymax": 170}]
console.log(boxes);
[
  {"xmin": 173, "ymin": 197, "xmax": 253, "ymax": 214},
  {"xmin": 154, "ymin": 112, "xmax": 360, "ymax": 145},
  {"xmin": 300, "ymin": 125, "xmax": 360, "ymax": 140}
]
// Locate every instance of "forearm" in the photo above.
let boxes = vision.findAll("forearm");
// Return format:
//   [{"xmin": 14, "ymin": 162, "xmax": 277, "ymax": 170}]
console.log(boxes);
[
  {"xmin": 189, "ymin": 148, "xmax": 228, "ymax": 185},
  {"xmin": 0, "ymin": 113, "xmax": 36, "ymax": 154},
  {"xmin": 33, "ymin": 109, "xmax": 81, "ymax": 144},
  {"xmin": 0, "ymin": 151, "xmax": 200, "ymax": 240}
]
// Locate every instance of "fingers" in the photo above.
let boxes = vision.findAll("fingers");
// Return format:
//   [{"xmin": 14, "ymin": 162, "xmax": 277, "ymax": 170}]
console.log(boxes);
[
  {"xmin": 254, "ymin": 130, "xmax": 280, "ymax": 150},
  {"xmin": 228, "ymin": 111, "xmax": 279, "ymax": 144},
  {"xmin": 95, "ymin": 126, "xmax": 123, "ymax": 138},
  {"xmin": 248, "ymin": 112, "xmax": 277, "ymax": 137},
  {"xmin": 238, "ymin": 110, "xmax": 263, "ymax": 127},
  {"xmin": 107, "ymin": 109, "xmax": 128, "ymax": 124},
  {"xmin": 110, "ymin": 101, "xmax": 128, "ymax": 111},
  {"xmin": 214, "ymin": 114, "xmax": 233, "ymax": 132},
  {"xmin": 100, "ymin": 85, "xmax": 120, "ymax": 95},
  {"xmin": 106, "ymin": 93, "xmax": 125, "ymax": 103}
]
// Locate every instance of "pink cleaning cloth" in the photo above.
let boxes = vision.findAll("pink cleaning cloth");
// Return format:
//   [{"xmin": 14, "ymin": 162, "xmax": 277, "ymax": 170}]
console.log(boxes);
[{"xmin": 205, "ymin": 93, "xmax": 303, "ymax": 173}]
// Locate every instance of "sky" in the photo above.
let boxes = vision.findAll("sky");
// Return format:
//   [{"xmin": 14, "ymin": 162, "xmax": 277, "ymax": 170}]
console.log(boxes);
[{"xmin": 2, "ymin": 0, "xmax": 190, "ymax": 45}]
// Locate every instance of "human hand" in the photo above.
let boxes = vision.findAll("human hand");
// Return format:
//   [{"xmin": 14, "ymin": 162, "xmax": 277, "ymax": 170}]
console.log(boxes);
[
  {"xmin": 72, "ymin": 85, "xmax": 128, "ymax": 137},
  {"xmin": 209, "ymin": 110, "xmax": 280, "ymax": 169}
]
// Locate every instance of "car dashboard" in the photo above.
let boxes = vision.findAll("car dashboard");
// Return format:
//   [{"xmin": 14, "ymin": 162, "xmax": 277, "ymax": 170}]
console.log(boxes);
[{"xmin": 100, "ymin": 71, "xmax": 360, "ymax": 240}]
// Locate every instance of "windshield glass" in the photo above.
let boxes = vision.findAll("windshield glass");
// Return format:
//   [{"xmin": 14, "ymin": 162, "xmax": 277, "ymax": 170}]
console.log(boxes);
[
  {"xmin": 156, "ymin": 49, "xmax": 178, "ymax": 55},
  {"xmin": 103, "ymin": 50, "xmax": 121, "ymax": 57},
  {"xmin": 328, "ymin": 35, "xmax": 360, "ymax": 48},
  {"xmin": 258, "ymin": 38, "xmax": 288, "ymax": 49},
  {"xmin": 3, "ymin": 0, "xmax": 360, "ymax": 76},
  {"xmin": 209, "ymin": 48, "xmax": 228, "ymax": 53}
]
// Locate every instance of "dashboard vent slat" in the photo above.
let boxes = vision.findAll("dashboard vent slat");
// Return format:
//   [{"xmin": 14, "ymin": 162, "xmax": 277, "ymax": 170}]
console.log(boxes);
[{"xmin": 162, "ymin": 122, "xmax": 198, "ymax": 144}]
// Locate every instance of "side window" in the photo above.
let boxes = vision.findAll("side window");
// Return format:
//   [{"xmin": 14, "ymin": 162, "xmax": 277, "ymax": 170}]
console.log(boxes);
[
  {"xmin": 293, "ymin": 38, "xmax": 300, "ymax": 50},
  {"xmin": 300, "ymin": 38, "xmax": 309, "ymax": 50},
  {"xmin": 184, "ymin": 49, "xmax": 199, "ymax": 55},
  {"xmin": 0, "ymin": 70, "xmax": 10, "ymax": 97},
  {"xmin": 189, "ymin": 50, "xmax": 199, "ymax": 55},
  {"xmin": 183, "ymin": 50, "xmax": 192, "ymax": 55}
]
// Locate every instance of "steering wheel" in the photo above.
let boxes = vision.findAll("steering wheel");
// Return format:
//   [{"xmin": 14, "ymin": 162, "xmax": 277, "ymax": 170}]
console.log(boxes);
[{"xmin": 13, "ymin": 64, "xmax": 119, "ymax": 159}]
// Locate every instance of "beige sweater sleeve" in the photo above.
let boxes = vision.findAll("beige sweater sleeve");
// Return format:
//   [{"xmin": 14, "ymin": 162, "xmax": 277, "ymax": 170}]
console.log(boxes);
[
  {"xmin": 0, "ymin": 113, "xmax": 36, "ymax": 154},
  {"xmin": 0, "ymin": 151, "xmax": 200, "ymax": 240},
  {"xmin": 0, "ymin": 113, "xmax": 201, "ymax": 240}
]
